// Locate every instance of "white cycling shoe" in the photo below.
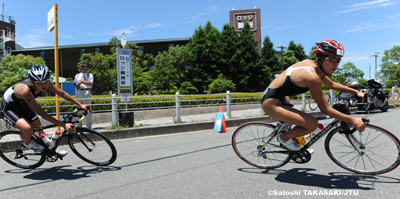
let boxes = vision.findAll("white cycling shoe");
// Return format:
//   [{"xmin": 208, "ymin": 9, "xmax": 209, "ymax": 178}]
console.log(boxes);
[{"xmin": 277, "ymin": 134, "xmax": 302, "ymax": 151}]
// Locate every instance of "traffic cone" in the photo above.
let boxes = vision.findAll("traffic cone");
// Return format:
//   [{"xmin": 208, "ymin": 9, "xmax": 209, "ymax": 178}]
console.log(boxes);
[
  {"xmin": 219, "ymin": 115, "xmax": 230, "ymax": 133},
  {"xmin": 219, "ymin": 105, "xmax": 223, "ymax": 112},
  {"xmin": 397, "ymin": 90, "xmax": 400, "ymax": 100}
]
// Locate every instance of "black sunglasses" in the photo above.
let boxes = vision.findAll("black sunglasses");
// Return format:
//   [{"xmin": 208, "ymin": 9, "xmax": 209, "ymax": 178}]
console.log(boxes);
[
  {"xmin": 35, "ymin": 79, "xmax": 50, "ymax": 85},
  {"xmin": 325, "ymin": 56, "xmax": 341, "ymax": 64}
]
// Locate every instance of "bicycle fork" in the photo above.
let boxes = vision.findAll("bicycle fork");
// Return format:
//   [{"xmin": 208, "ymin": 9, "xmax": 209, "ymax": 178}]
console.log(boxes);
[{"xmin": 346, "ymin": 133, "xmax": 366, "ymax": 155}]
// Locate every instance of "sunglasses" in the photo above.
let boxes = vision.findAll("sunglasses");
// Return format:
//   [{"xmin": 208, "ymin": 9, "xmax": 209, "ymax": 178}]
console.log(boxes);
[
  {"xmin": 325, "ymin": 56, "xmax": 341, "ymax": 64},
  {"xmin": 35, "ymin": 79, "xmax": 50, "ymax": 85}
]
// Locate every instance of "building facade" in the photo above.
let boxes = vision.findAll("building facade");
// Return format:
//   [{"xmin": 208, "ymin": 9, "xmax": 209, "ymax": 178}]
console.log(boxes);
[
  {"xmin": 12, "ymin": 38, "xmax": 190, "ymax": 78},
  {"xmin": 229, "ymin": 8, "xmax": 261, "ymax": 53}
]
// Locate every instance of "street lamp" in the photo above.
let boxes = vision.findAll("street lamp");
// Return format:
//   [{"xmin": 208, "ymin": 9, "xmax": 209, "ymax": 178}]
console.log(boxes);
[{"xmin": 277, "ymin": 45, "xmax": 287, "ymax": 71}]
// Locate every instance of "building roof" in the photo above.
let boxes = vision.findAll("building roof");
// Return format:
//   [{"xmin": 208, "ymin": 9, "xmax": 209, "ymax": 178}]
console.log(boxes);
[{"xmin": 13, "ymin": 37, "xmax": 190, "ymax": 52}]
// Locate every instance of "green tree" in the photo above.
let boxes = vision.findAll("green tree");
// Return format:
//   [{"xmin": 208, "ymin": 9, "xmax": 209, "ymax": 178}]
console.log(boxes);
[
  {"xmin": 79, "ymin": 53, "xmax": 116, "ymax": 95},
  {"xmin": 378, "ymin": 45, "xmax": 400, "ymax": 84},
  {"xmin": 332, "ymin": 62, "xmax": 364, "ymax": 85},
  {"xmin": 208, "ymin": 74, "xmax": 236, "ymax": 94},
  {"xmin": 308, "ymin": 45, "xmax": 316, "ymax": 59},
  {"xmin": 220, "ymin": 24, "xmax": 240, "ymax": 81},
  {"xmin": 150, "ymin": 45, "xmax": 191, "ymax": 94},
  {"xmin": 187, "ymin": 21, "xmax": 221, "ymax": 93},
  {"xmin": 287, "ymin": 40, "xmax": 307, "ymax": 61},
  {"xmin": 282, "ymin": 50, "xmax": 299, "ymax": 70},
  {"xmin": 260, "ymin": 35, "xmax": 279, "ymax": 84},
  {"xmin": 235, "ymin": 22, "xmax": 262, "ymax": 92},
  {"xmin": 0, "ymin": 54, "xmax": 46, "ymax": 95}
]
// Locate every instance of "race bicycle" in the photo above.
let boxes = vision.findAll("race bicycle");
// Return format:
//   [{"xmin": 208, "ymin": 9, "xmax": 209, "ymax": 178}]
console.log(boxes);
[
  {"xmin": 308, "ymin": 93, "xmax": 333, "ymax": 111},
  {"xmin": 0, "ymin": 106, "xmax": 117, "ymax": 169},
  {"xmin": 232, "ymin": 103, "xmax": 400, "ymax": 175}
]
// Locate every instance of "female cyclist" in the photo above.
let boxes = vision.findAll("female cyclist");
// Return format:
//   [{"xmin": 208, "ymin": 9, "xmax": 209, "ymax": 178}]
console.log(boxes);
[
  {"xmin": 0, "ymin": 65, "xmax": 89, "ymax": 155},
  {"xmin": 261, "ymin": 40, "xmax": 366, "ymax": 151}
]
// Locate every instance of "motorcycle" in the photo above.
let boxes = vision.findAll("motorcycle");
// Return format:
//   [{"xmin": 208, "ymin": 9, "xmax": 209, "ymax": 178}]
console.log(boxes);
[
  {"xmin": 360, "ymin": 79, "xmax": 390, "ymax": 112},
  {"xmin": 336, "ymin": 80, "xmax": 389, "ymax": 112}
]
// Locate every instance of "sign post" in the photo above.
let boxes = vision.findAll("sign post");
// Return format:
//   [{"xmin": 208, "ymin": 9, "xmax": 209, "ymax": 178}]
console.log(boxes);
[
  {"xmin": 117, "ymin": 48, "xmax": 133, "ymax": 104},
  {"xmin": 121, "ymin": 33, "xmax": 127, "ymax": 49},
  {"xmin": 48, "ymin": 4, "xmax": 60, "ymax": 130}
]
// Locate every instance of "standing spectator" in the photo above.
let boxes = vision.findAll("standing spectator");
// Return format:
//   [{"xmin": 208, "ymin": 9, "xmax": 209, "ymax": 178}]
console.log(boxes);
[{"xmin": 74, "ymin": 61, "xmax": 93, "ymax": 129}]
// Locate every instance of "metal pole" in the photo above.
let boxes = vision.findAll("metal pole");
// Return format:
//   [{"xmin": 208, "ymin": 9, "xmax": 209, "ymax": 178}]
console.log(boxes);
[
  {"xmin": 112, "ymin": 94, "xmax": 118, "ymax": 126},
  {"xmin": 280, "ymin": 48, "xmax": 283, "ymax": 71},
  {"xmin": 226, "ymin": 91, "xmax": 231, "ymax": 118},
  {"xmin": 175, "ymin": 92, "xmax": 181, "ymax": 122},
  {"xmin": 302, "ymin": 93, "xmax": 306, "ymax": 111},
  {"xmin": 53, "ymin": 4, "xmax": 60, "ymax": 131},
  {"xmin": 392, "ymin": 87, "xmax": 396, "ymax": 100},
  {"xmin": 330, "ymin": 89, "xmax": 334, "ymax": 106}
]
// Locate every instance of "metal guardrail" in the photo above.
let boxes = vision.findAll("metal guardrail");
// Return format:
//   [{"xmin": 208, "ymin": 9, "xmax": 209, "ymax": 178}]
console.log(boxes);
[{"xmin": 37, "ymin": 87, "xmax": 398, "ymax": 125}]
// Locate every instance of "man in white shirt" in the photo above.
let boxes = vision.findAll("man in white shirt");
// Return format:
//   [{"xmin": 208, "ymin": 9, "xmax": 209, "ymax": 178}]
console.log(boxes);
[{"xmin": 74, "ymin": 61, "xmax": 94, "ymax": 129}]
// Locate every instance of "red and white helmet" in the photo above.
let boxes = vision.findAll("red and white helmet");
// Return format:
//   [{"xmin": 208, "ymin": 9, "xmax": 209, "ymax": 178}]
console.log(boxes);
[{"xmin": 314, "ymin": 40, "xmax": 345, "ymax": 57}]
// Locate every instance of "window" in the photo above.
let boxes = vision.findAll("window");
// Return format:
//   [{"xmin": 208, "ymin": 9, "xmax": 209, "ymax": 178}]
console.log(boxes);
[
  {"xmin": 40, "ymin": 51, "xmax": 45, "ymax": 59},
  {"xmin": 95, "ymin": 48, "xmax": 100, "ymax": 55},
  {"xmin": 80, "ymin": 49, "xmax": 85, "ymax": 57},
  {"xmin": 139, "ymin": 46, "xmax": 144, "ymax": 52}
]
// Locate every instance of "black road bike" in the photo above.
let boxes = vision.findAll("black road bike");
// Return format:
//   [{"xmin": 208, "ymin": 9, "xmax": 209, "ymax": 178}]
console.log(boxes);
[
  {"xmin": 232, "ymin": 103, "xmax": 400, "ymax": 175},
  {"xmin": 0, "ymin": 107, "xmax": 117, "ymax": 169}
]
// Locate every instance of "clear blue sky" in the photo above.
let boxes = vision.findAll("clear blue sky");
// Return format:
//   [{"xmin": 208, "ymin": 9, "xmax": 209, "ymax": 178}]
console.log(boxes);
[{"xmin": 2, "ymin": 0, "xmax": 400, "ymax": 80}]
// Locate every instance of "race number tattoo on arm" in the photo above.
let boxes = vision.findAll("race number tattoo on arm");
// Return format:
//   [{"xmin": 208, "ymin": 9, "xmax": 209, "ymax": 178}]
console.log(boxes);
[{"xmin": 25, "ymin": 98, "xmax": 31, "ymax": 103}]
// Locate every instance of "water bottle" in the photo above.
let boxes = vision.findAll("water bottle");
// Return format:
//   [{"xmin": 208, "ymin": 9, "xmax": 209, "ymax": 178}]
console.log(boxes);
[
  {"xmin": 50, "ymin": 130, "xmax": 62, "ymax": 147},
  {"xmin": 305, "ymin": 123, "xmax": 324, "ymax": 141},
  {"xmin": 40, "ymin": 133, "xmax": 54, "ymax": 149}
]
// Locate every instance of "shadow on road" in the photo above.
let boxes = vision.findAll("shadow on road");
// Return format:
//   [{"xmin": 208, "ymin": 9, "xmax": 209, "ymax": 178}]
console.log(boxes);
[
  {"xmin": 5, "ymin": 165, "xmax": 120, "ymax": 179},
  {"xmin": 238, "ymin": 167, "xmax": 400, "ymax": 190}
]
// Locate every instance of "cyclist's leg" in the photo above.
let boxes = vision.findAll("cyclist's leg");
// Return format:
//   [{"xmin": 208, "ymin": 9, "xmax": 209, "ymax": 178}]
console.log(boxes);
[
  {"xmin": 262, "ymin": 98, "xmax": 318, "ymax": 140},
  {"xmin": 9, "ymin": 104, "xmax": 40, "ymax": 145}
]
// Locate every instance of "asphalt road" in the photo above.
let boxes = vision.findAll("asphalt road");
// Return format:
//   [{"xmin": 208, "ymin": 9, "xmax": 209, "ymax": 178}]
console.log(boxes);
[{"xmin": 1, "ymin": 109, "xmax": 400, "ymax": 199}]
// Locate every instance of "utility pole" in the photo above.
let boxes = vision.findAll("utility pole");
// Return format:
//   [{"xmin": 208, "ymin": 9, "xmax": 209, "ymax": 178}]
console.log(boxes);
[
  {"xmin": 369, "ymin": 64, "xmax": 371, "ymax": 80},
  {"xmin": 372, "ymin": 52, "xmax": 380, "ymax": 80}
]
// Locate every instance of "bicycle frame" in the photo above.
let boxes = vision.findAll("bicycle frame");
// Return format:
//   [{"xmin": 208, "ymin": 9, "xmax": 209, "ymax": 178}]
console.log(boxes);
[
  {"xmin": 31, "ymin": 114, "xmax": 86, "ymax": 157},
  {"xmin": 301, "ymin": 119, "xmax": 341, "ymax": 149}
]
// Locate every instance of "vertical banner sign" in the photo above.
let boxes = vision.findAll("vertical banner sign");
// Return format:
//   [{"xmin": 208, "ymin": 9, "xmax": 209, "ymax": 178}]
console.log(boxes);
[
  {"xmin": 213, "ymin": 112, "xmax": 224, "ymax": 132},
  {"xmin": 117, "ymin": 48, "xmax": 133, "ymax": 102}
]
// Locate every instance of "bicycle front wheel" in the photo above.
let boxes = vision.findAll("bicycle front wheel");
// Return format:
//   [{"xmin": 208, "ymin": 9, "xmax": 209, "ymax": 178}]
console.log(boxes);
[
  {"xmin": 309, "ymin": 98, "xmax": 318, "ymax": 111},
  {"xmin": 325, "ymin": 125, "xmax": 400, "ymax": 175},
  {"xmin": 232, "ymin": 122, "xmax": 292, "ymax": 169},
  {"xmin": 0, "ymin": 130, "xmax": 45, "ymax": 169},
  {"xmin": 68, "ymin": 129, "xmax": 117, "ymax": 166}
]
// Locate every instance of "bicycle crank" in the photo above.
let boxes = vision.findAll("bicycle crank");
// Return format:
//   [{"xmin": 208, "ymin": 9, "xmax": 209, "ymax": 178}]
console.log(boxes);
[{"xmin": 291, "ymin": 149, "xmax": 312, "ymax": 164}]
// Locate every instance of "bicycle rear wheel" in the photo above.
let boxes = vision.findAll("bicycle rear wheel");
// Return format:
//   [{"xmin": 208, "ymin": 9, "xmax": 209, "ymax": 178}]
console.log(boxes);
[
  {"xmin": 232, "ymin": 122, "xmax": 292, "ymax": 169},
  {"xmin": 0, "ymin": 130, "xmax": 45, "ymax": 169},
  {"xmin": 325, "ymin": 125, "xmax": 400, "ymax": 175},
  {"xmin": 309, "ymin": 98, "xmax": 318, "ymax": 111},
  {"xmin": 68, "ymin": 129, "xmax": 117, "ymax": 166}
]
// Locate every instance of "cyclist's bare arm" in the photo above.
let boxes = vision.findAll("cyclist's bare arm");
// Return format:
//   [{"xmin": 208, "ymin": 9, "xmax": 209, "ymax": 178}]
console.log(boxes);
[
  {"xmin": 48, "ymin": 81, "xmax": 88, "ymax": 111},
  {"xmin": 308, "ymin": 75, "xmax": 365, "ymax": 132},
  {"xmin": 322, "ymin": 76, "xmax": 365, "ymax": 100}
]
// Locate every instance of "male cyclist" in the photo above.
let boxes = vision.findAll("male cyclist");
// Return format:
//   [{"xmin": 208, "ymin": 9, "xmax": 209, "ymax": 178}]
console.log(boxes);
[
  {"xmin": 0, "ymin": 65, "xmax": 89, "ymax": 155},
  {"xmin": 261, "ymin": 40, "xmax": 366, "ymax": 151}
]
